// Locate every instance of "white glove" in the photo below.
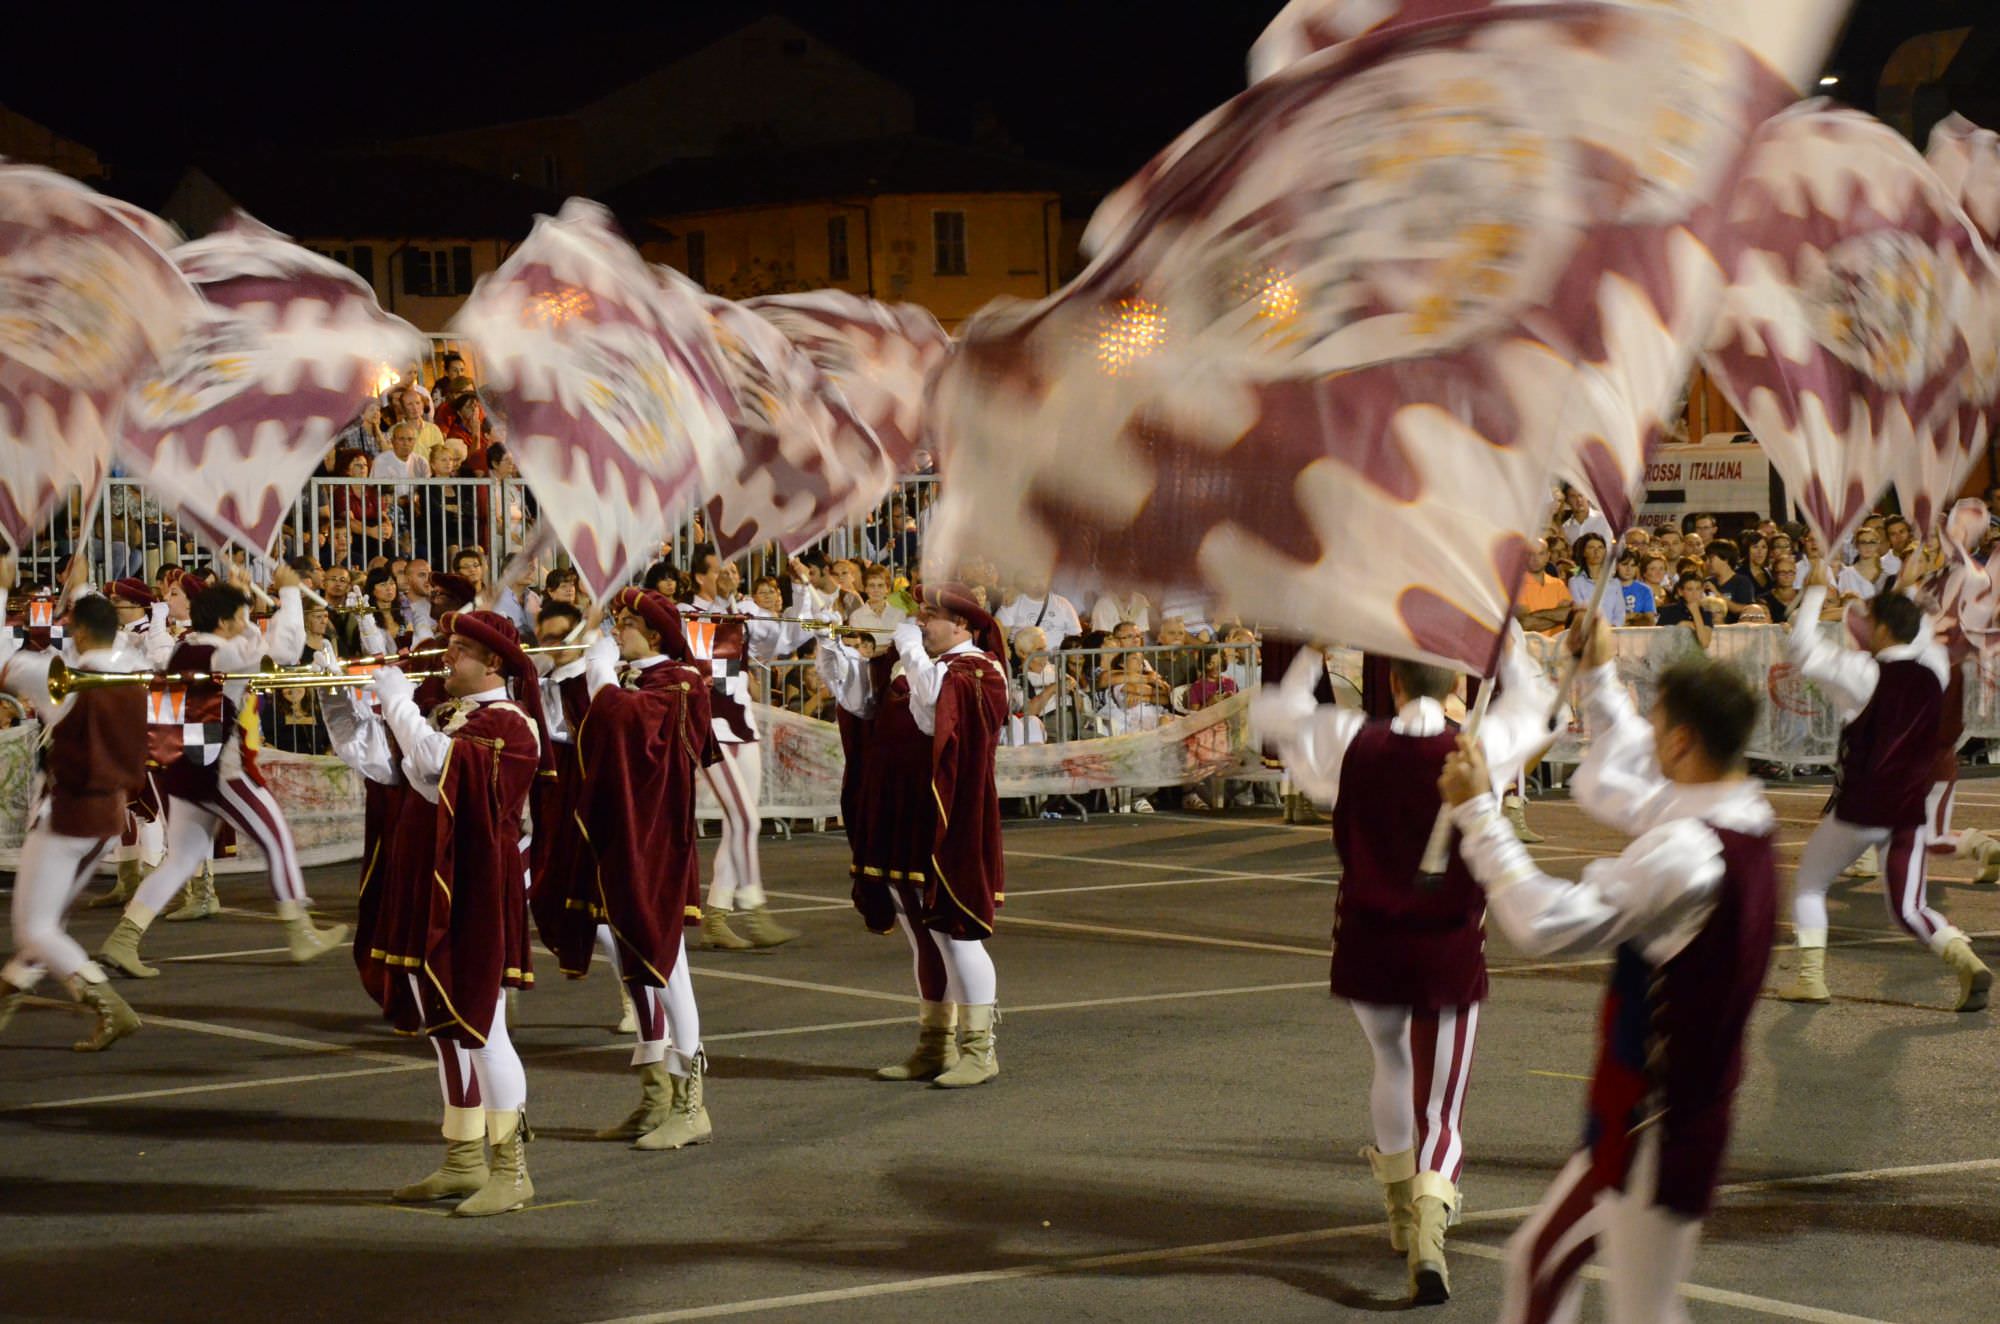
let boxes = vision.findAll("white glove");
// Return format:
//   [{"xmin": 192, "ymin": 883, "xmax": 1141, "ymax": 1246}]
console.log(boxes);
[
  {"xmin": 372, "ymin": 665, "xmax": 415, "ymax": 708},
  {"xmin": 1249, "ymin": 683, "xmax": 1316, "ymax": 743},
  {"xmin": 312, "ymin": 641, "xmax": 340, "ymax": 676},
  {"xmin": 357, "ymin": 614, "xmax": 389, "ymax": 657},
  {"xmin": 585, "ymin": 635, "xmax": 617, "ymax": 669},
  {"xmin": 891, "ymin": 620, "xmax": 924, "ymax": 659}
]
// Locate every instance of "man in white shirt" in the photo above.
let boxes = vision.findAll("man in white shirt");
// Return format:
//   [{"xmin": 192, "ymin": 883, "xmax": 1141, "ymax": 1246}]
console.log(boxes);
[
  {"xmin": 1090, "ymin": 590, "xmax": 1152, "ymax": 635},
  {"xmin": 1558, "ymin": 485, "xmax": 1614, "ymax": 549},
  {"xmin": 995, "ymin": 577, "xmax": 1082, "ymax": 646}
]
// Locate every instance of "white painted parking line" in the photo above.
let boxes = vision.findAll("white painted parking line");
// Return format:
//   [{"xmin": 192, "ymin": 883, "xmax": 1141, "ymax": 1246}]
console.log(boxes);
[{"xmin": 1447, "ymin": 1242, "xmax": 1899, "ymax": 1323}]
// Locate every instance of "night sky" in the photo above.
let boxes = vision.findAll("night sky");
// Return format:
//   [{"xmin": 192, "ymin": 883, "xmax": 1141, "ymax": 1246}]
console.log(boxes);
[{"xmin": 1, "ymin": 0, "xmax": 1991, "ymax": 196}]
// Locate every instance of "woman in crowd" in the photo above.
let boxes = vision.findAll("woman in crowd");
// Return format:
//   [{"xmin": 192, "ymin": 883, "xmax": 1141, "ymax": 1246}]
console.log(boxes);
[
  {"xmin": 416, "ymin": 440, "xmax": 472, "ymax": 565},
  {"xmin": 359, "ymin": 566, "xmax": 412, "ymax": 654},
  {"xmin": 1742, "ymin": 532, "xmax": 1773, "ymax": 594},
  {"xmin": 1762, "ymin": 550, "xmax": 1804, "ymax": 624},
  {"xmin": 1566, "ymin": 533, "xmax": 1626, "ymax": 625},
  {"xmin": 1837, "ymin": 524, "xmax": 1894, "ymax": 602}
]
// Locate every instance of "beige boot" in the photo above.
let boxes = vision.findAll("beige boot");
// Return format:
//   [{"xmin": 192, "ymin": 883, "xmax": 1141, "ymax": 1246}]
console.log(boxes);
[
  {"xmin": 71, "ymin": 975, "xmax": 141, "ymax": 1052},
  {"xmin": 1408, "ymin": 1171, "xmax": 1458, "ymax": 1304},
  {"xmin": 1778, "ymin": 945, "xmax": 1830, "ymax": 1004},
  {"xmin": 1502, "ymin": 793, "xmax": 1544, "ymax": 844},
  {"xmin": 277, "ymin": 900, "xmax": 348, "ymax": 963},
  {"xmin": 634, "ymin": 1052, "xmax": 713, "ymax": 1151},
  {"xmin": 1960, "ymin": 830, "xmax": 2000, "ymax": 886},
  {"xmin": 733, "ymin": 904, "xmax": 800, "ymax": 948},
  {"xmin": 701, "ymin": 907, "xmax": 754, "ymax": 952},
  {"xmin": 452, "ymin": 1110, "xmax": 532, "ymax": 1217},
  {"xmin": 877, "ymin": 1001, "xmax": 959, "ymax": 1081},
  {"xmin": 1283, "ymin": 793, "xmax": 1327, "ymax": 825},
  {"xmin": 1363, "ymin": 1145, "xmax": 1418, "ymax": 1254},
  {"xmin": 1843, "ymin": 846, "xmax": 1879, "ymax": 879},
  {"xmin": 394, "ymin": 1108, "xmax": 488, "ymax": 1202},
  {"xmin": 933, "ymin": 1004, "xmax": 999, "ymax": 1089},
  {"xmin": 85, "ymin": 860, "xmax": 138, "ymax": 910},
  {"xmin": 97, "ymin": 913, "xmax": 159, "ymax": 979},
  {"xmin": 1941, "ymin": 936, "xmax": 1992, "ymax": 1013},
  {"xmin": 597, "ymin": 1061, "xmax": 674, "ymax": 1141},
  {"xmin": 614, "ymin": 984, "xmax": 637, "ymax": 1035},
  {"xmin": 163, "ymin": 862, "xmax": 219, "ymax": 921}
]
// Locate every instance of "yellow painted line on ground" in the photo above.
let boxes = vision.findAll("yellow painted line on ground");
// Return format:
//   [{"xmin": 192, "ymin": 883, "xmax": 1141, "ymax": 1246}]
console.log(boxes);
[{"xmin": 1527, "ymin": 1069, "xmax": 1590, "ymax": 1082}]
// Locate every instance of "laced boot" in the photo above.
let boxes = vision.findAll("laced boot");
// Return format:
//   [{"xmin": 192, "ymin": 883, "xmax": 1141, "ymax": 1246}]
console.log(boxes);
[
  {"xmin": 1407, "ymin": 1171, "xmax": 1458, "ymax": 1304},
  {"xmin": 933, "ymin": 1004, "xmax": 999, "ymax": 1089},
  {"xmin": 876, "ymin": 1001, "xmax": 958, "ymax": 1081},
  {"xmin": 597, "ymin": 1061, "xmax": 674, "ymax": 1140},
  {"xmin": 1502, "ymin": 793, "xmax": 1544, "ymax": 844},
  {"xmin": 85, "ymin": 859, "xmax": 139, "ymax": 910},
  {"xmin": 733, "ymin": 904, "xmax": 800, "ymax": 948},
  {"xmin": 701, "ymin": 907, "xmax": 754, "ymax": 952},
  {"xmin": 634, "ymin": 1052, "xmax": 713, "ymax": 1151},
  {"xmin": 615, "ymin": 984, "xmax": 637, "ymax": 1035},
  {"xmin": 1842, "ymin": 846, "xmax": 1878, "ymax": 879},
  {"xmin": 1778, "ymin": 945, "xmax": 1830, "ymax": 1004},
  {"xmin": 277, "ymin": 900, "xmax": 348, "ymax": 963},
  {"xmin": 97, "ymin": 914, "xmax": 159, "ymax": 979},
  {"xmin": 394, "ymin": 1108, "xmax": 488, "ymax": 1202},
  {"xmin": 1362, "ymin": 1145, "xmax": 1418, "ymax": 1254},
  {"xmin": 1941, "ymin": 936, "xmax": 1993, "ymax": 1012},
  {"xmin": 1959, "ymin": 830, "xmax": 2000, "ymax": 886},
  {"xmin": 70, "ymin": 974, "xmax": 141, "ymax": 1052},
  {"xmin": 452, "ymin": 1111, "xmax": 532, "ymax": 1217},
  {"xmin": 163, "ymin": 862, "xmax": 219, "ymax": 921}
]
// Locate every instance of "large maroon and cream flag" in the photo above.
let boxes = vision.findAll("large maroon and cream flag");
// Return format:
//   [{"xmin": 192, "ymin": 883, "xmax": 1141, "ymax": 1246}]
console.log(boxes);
[
  {"xmin": 695, "ymin": 285, "xmax": 894, "ymax": 558},
  {"xmin": 451, "ymin": 200, "xmax": 737, "ymax": 598},
  {"xmin": 926, "ymin": 1, "xmax": 1839, "ymax": 671},
  {"xmin": 119, "ymin": 214, "xmax": 424, "ymax": 555},
  {"xmin": 0, "ymin": 165, "xmax": 195, "ymax": 548},
  {"xmin": 1704, "ymin": 103, "xmax": 1994, "ymax": 545},
  {"xmin": 1907, "ymin": 115, "xmax": 2000, "ymax": 533},
  {"xmin": 745, "ymin": 290, "xmax": 950, "ymax": 472}
]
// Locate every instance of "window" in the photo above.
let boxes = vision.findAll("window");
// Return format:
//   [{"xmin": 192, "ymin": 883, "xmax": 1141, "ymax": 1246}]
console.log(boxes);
[
  {"xmin": 402, "ymin": 246, "xmax": 476, "ymax": 297},
  {"xmin": 827, "ymin": 215, "xmax": 850, "ymax": 281},
  {"xmin": 932, "ymin": 210, "xmax": 967, "ymax": 276},
  {"xmin": 686, "ymin": 230, "xmax": 707, "ymax": 287}
]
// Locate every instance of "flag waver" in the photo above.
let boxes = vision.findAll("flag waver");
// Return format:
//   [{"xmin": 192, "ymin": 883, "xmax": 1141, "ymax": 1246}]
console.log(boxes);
[
  {"xmin": 119, "ymin": 213, "xmax": 425, "ymax": 556},
  {"xmin": 1913, "ymin": 115, "xmax": 2000, "ymax": 533},
  {"xmin": 0, "ymin": 165, "xmax": 195, "ymax": 548},
  {"xmin": 452, "ymin": 200, "xmax": 737, "ymax": 598},
  {"xmin": 1704, "ymin": 103, "xmax": 1997, "ymax": 544},
  {"xmin": 927, "ymin": 1, "xmax": 1839, "ymax": 671}
]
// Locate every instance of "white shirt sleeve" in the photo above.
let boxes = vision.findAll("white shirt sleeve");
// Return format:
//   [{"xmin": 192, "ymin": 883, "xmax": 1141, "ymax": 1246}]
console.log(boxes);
[
  {"xmin": 212, "ymin": 586, "xmax": 304, "ymax": 672},
  {"xmin": 898, "ymin": 630, "xmax": 949, "ymax": 736},
  {"xmin": 320, "ymin": 691, "xmax": 400, "ymax": 785},
  {"xmin": 815, "ymin": 636, "xmax": 877, "ymax": 718},
  {"xmin": 1453, "ymin": 792, "xmax": 1724, "ymax": 961},
  {"xmin": 1788, "ymin": 587, "xmax": 1877, "ymax": 719},
  {"xmin": 1270, "ymin": 704, "xmax": 1365, "ymax": 803},
  {"xmin": 582, "ymin": 637, "xmax": 619, "ymax": 700},
  {"xmin": 380, "ymin": 682, "xmax": 449, "ymax": 790},
  {"xmin": 1568, "ymin": 661, "xmax": 1678, "ymax": 834},
  {"xmin": 1478, "ymin": 639, "xmax": 1559, "ymax": 786}
]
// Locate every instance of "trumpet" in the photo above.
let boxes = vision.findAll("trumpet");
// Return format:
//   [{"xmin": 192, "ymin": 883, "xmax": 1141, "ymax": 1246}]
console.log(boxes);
[
  {"xmin": 264, "ymin": 667, "xmax": 449, "ymax": 691},
  {"xmin": 47, "ymin": 657, "xmax": 285, "ymax": 700},
  {"xmin": 679, "ymin": 611, "xmax": 896, "ymax": 637},
  {"xmin": 262, "ymin": 638, "xmax": 587, "ymax": 678}
]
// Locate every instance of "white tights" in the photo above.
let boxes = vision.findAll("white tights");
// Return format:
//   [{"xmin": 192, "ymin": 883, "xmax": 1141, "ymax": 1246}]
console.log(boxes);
[{"xmin": 888, "ymin": 886, "xmax": 995, "ymax": 1004}]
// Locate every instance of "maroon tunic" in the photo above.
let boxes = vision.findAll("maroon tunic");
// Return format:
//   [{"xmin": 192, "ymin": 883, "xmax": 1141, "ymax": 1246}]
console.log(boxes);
[
  {"xmin": 1833, "ymin": 658, "xmax": 1943, "ymax": 828},
  {"xmin": 527, "ymin": 670, "xmax": 592, "ymax": 951},
  {"xmin": 47, "ymin": 684, "xmax": 149, "ymax": 839},
  {"xmin": 150, "ymin": 639, "xmax": 252, "ymax": 803},
  {"xmin": 552, "ymin": 660, "xmax": 716, "ymax": 983},
  {"xmin": 360, "ymin": 699, "xmax": 539, "ymax": 1047},
  {"xmin": 841, "ymin": 647, "xmax": 1008, "ymax": 940},
  {"xmin": 1329, "ymin": 723, "xmax": 1487, "ymax": 1009},
  {"xmin": 1584, "ymin": 825, "xmax": 1777, "ymax": 1216}
]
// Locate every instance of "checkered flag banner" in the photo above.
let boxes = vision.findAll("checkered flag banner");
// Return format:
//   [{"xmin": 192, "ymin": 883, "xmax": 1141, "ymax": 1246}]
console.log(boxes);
[
  {"xmin": 0, "ymin": 164, "xmax": 196, "ymax": 549},
  {"xmin": 119, "ymin": 213, "xmax": 425, "ymax": 557},
  {"xmin": 696, "ymin": 287, "xmax": 896, "ymax": 559},
  {"xmin": 745, "ymin": 290, "xmax": 951, "ymax": 471},
  {"xmin": 450, "ymin": 199, "xmax": 737, "ymax": 598},
  {"xmin": 1704, "ymin": 103, "xmax": 2000, "ymax": 546},
  {"xmin": 926, "ymin": 1, "xmax": 1840, "ymax": 673},
  {"xmin": 1912, "ymin": 115, "xmax": 2000, "ymax": 534}
]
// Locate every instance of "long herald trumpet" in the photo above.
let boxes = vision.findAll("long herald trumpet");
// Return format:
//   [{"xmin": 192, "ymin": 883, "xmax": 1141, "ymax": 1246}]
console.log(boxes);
[
  {"xmin": 267, "ymin": 667, "xmax": 448, "ymax": 691},
  {"xmin": 679, "ymin": 610, "xmax": 896, "ymax": 637},
  {"xmin": 266, "ymin": 638, "xmax": 586, "ymax": 676},
  {"xmin": 45, "ymin": 656, "xmax": 445, "ymax": 699}
]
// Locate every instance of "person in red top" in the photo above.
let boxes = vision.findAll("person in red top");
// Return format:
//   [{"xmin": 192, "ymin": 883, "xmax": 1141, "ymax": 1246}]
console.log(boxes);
[
  {"xmin": 1254, "ymin": 638, "xmax": 1552, "ymax": 1303},
  {"xmin": 559, "ymin": 588, "xmax": 720, "ymax": 1150},
  {"xmin": 366, "ymin": 611, "xmax": 545, "ymax": 1216},
  {"xmin": 97, "ymin": 567, "xmax": 350, "ymax": 979},
  {"xmin": 1778, "ymin": 581, "xmax": 1992, "ymax": 1009},
  {"xmin": 0, "ymin": 594, "xmax": 150, "ymax": 1051},
  {"xmin": 817, "ymin": 583, "xmax": 1009, "ymax": 1088}
]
